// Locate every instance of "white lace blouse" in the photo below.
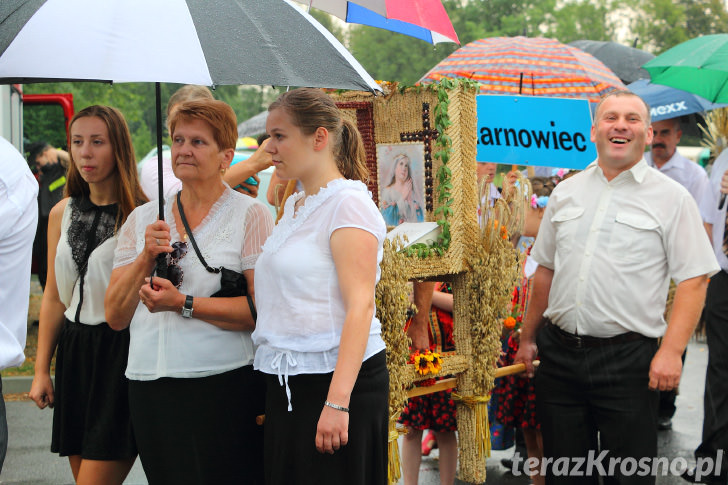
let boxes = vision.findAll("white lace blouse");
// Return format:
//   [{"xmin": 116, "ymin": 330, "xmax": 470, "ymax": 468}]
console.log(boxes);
[
  {"xmin": 252, "ymin": 179, "xmax": 387, "ymax": 406},
  {"xmin": 56, "ymin": 197, "xmax": 118, "ymax": 325},
  {"xmin": 113, "ymin": 186, "xmax": 274, "ymax": 381}
]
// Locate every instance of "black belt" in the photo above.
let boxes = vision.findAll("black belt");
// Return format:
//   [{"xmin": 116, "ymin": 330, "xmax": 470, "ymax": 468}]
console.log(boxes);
[{"xmin": 546, "ymin": 321, "xmax": 652, "ymax": 349}]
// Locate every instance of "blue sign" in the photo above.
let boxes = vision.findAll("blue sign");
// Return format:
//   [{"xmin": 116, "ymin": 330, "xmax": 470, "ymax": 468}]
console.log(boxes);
[{"xmin": 476, "ymin": 95, "xmax": 596, "ymax": 170}]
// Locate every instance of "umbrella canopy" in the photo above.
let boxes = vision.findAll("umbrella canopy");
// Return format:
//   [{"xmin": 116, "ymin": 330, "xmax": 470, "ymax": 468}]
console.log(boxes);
[
  {"xmin": 643, "ymin": 34, "xmax": 728, "ymax": 104},
  {"xmin": 420, "ymin": 36, "xmax": 625, "ymax": 102},
  {"xmin": 0, "ymin": 0, "xmax": 379, "ymax": 92},
  {"xmin": 238, "ymin": 111, "xmax": 270, "ymax": 138},
  {"xmin": 0, "ymin": 0, "xmax": 380, "ymax": 224},
  {"xmin": 569, "ymin": 40, "xmax": 655, "ymax": 84},
  {"xmin": 302, "ymin": 0, "xmax": 459, "ymax": 44},
  {"xmin": 627, "ymin": 79, "xmax": 727, "ymax": 122}
]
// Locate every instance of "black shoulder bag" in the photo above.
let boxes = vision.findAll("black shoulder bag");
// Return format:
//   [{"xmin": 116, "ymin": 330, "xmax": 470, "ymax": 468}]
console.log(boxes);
[{"xmin": 177, "ymin": 192, "xmax": 257, "ymax": 320}]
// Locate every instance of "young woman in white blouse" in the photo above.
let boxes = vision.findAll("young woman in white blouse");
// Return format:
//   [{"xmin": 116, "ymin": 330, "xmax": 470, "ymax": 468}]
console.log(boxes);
[
  {"xmin": 105, "ymin": 99, "xmax": 273, "ymax": 484},
  {"xmin": 29, "ymin": 106, "xmax": 147, "ymax": 484},
  {"xmin": 252, "ymin": 88, "xmax": 388, "ymax": 484}
]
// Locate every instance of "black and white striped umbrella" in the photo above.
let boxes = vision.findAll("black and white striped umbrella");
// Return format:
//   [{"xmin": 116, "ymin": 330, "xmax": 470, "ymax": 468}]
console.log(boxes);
[
  {"xmin": 0, "ymin": 0, "xmax": 380, "ymax": 222},
  {"xmin": 0, "ymin": 0, "xmax": 379, "ymax": 91}
]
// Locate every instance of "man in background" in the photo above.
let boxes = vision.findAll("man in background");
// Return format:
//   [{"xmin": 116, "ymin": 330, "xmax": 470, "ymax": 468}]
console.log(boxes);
[
  {"xmin": 0, "ymin": 136, "xmax": 39, "ymax": 472},
  {"xmin": 27, "ymin": 141, "xmax": 66, "ymax": 290},
  {"xmin": 644, "ymin": 117, "xmax": 713, "ymax": 431},
  {"xmin": 645, "ymin": 117, "xmax": 713, "ymax": 218},
  {"xmin": 682, "ymin": 151, "xmax": 728, "ymax": 484}
]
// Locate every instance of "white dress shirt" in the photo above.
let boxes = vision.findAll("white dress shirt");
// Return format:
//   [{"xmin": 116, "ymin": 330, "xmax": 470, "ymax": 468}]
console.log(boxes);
[
  {"xmin": 113, "ymin": 186, "xmax": 273, "ymax": 380},
  {"xmin": 703, "ymin": 148, "xmax": 728, "ymax": 272},
  {"xmin": 0, "ymin": 137, "xmax": 38, "ymax": 370},
  {"xmin": 139, "ymin": 155, "xmax": 182, "ymax": 201},
  {"xmin": 532, "ymin": 159, "xmax": 719, "ymax": 338},
  {"xmin": 645, "ymin": 150, "xmax": 713, "ymax": 221},
  {"xmin": 253, "ymin": 179, "xmax": 387, "ymax": 407}
]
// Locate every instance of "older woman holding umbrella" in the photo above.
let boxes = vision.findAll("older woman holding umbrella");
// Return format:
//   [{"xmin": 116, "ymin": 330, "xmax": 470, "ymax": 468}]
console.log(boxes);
[{"xmin": 105, "ymin": 99, "xmax": 273, "ymax": 484}]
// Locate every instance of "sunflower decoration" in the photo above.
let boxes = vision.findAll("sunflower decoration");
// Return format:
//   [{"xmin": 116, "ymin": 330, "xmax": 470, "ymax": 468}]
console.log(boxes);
[{"xmin": 410, "ymin": 350, "xmax": 443, "ymax": 376}]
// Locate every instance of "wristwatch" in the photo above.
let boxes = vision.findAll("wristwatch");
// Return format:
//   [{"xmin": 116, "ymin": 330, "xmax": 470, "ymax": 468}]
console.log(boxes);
[{"xmin": 181, "ymin": 295, "xmax": 194, "ymax": 318}]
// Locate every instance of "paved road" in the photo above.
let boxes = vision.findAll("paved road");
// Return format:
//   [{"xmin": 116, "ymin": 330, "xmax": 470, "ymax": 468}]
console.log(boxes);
[{"xmin": 1, "ymin": 340, "xmax": 709, "ymax": 484}]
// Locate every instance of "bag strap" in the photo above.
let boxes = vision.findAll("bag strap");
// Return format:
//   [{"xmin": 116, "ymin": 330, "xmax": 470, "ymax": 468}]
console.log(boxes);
[{"xmin": 177, "ymin": 191, "xmax": 220, "ymax": 274}]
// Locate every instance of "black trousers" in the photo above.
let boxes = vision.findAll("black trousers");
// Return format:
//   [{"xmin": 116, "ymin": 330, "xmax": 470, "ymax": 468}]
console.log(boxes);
[
  {"xmin": 535, "ymin": 323, "xmax": 659, "ymax": 485},
  {"xmin": 0, "ymin": 377, "xmax": 6, "ymax": 474},
  {"xmin": 695, "ymin": 270, "xmax": 728, "ymax": 479}
]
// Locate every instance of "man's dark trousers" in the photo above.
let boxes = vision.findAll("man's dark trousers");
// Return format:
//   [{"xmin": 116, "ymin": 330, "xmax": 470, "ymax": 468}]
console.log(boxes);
[
  {"xmin": 535, "ymin": 323, "xmax": 659, "ymax": 485},
  {"xmin": 695, "ymin": 270, "xmax": 728, "ymax": 481}
]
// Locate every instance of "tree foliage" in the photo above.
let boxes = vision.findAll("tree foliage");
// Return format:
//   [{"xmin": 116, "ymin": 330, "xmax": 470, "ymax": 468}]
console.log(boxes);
[
  {"xmin": 347, "ymin": 0, "xmax": 625, "ymax": 84},
  {"xmin": 23, "ymin": 82, "xmax": 278, "ymax": 161},
  {"xmin": 21, "ymin": 0, "xmax": 728, "ymax": 160},
  {"xmin": 632, "ymin": 0, "xmax": 728, "ymax": 54},
  {"xmin": 545, "ymin": 0, "xmax": 619, "ymax": 44}
]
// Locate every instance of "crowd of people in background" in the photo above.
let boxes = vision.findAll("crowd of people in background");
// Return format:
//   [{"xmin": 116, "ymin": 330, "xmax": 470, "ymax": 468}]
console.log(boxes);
[{"xmin": 0, "ymin": 85, "xmax": 727, "ymax": 485}]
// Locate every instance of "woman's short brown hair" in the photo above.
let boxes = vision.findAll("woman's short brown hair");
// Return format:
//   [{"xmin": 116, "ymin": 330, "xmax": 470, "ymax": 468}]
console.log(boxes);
[{"xmin": 168, "ymin": 99, "xmax": 237, "ymax": 151}]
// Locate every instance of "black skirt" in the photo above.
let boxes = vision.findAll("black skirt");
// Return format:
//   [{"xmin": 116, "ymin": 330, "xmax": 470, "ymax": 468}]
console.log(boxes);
[
  {"xmin": 51, "ymin": 319, "xmax": 136, "ymax": 460},
  {"xmin": 128, "ymin": 365, "xmax": 266, "ymax": 485},
  {"xmin": 264, "ymin": 350, "xmax": 389, "ymax": 485}
]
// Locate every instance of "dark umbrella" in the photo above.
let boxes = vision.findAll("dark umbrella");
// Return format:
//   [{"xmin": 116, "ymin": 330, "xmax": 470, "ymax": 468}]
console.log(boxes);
[
  {"xmin": 0, "ymin": 0, "xmax": 380, "ymax": 218},
  {"xmin": 0, "ymin": 0, "xmax": 380, "ymax": 278},
  {"xmin": 237, "ymin": 111, "xmax": 270, "ymax": 138},
  {"xmin": 569, "ymin": 40, "xmax": 655, "ymax": 85}
]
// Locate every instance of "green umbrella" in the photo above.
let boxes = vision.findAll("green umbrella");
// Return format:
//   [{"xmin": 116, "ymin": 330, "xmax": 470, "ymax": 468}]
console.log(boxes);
[{"xmin": 643, "ymin": 34, "xmax": 728, "ymax": 103}]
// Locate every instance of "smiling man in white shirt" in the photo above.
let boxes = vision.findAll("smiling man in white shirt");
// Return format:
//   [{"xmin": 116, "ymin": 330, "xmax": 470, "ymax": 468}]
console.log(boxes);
[{"xmin": 515, "ymin": 90, "xmax": 719, "ymax": 485}]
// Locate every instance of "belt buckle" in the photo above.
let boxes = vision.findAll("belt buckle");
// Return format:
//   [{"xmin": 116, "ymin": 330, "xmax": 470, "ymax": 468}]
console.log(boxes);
[{"xmin": 573, "ymin": 334, "xmax": 584, "ymax": 349}]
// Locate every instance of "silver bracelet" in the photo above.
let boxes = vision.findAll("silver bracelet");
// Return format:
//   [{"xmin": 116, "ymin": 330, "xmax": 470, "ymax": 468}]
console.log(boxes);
[{"xmin": 324, "ymin": 401, "xmax": 349, "ymax": 413}]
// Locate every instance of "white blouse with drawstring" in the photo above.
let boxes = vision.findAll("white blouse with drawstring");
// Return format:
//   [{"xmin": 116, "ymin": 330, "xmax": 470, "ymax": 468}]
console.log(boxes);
[{"xmin": 252, "ymin": 178, "xmax": 387, "ymax": 410}]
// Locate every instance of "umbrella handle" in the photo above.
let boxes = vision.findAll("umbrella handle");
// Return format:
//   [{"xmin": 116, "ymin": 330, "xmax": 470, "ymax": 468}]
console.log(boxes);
[{"xmin": 155, "ymin": 82, "xmax": 165, "ymax": 221}]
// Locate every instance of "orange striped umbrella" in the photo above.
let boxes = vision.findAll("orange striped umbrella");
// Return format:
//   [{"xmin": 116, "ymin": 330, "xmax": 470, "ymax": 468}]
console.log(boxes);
[{"xmin": 420, "ymin": 36, "xmax": 625, "ymax": 102}]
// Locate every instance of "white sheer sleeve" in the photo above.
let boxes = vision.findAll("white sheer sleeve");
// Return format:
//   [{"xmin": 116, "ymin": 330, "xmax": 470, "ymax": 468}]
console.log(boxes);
[
  {"xmin": 113, "ymin": 206, "xmax": 144, "ymax": 269},
  {"xmin": 241, "ymin": 203, "xmax": 274, "ymax": 270},
  {"xmin": 329, "ymin": 191, "xmax": 386, "ymax": 242}
]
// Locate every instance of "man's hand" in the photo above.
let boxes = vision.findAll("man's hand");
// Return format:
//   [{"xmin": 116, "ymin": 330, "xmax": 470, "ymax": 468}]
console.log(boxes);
[
  {"xmin": 513, "ymin": 334, "xmax": 538, "ymax": 378},
  {"xmin": 648, "ymin": 347, "xmax": 683, "ymax": 391},
  {"xmin": 721, "ymin": 169, "xmax": 728, "ymax": 195}
]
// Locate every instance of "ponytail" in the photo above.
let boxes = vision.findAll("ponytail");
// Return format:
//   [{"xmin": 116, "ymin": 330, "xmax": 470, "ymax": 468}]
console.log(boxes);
[
  {"xmin": 336, "ymin": 118, "xmax": 368, "ymax": 182},
  {"xmin": 270, "ymin": 88, "xmax": 369, "ymax": 182}
]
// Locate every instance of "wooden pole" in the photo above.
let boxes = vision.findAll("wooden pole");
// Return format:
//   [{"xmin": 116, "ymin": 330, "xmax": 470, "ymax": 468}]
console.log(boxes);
[{"xmin": 405, "ymin": 361, "xmax": 540, "ymax": 399}]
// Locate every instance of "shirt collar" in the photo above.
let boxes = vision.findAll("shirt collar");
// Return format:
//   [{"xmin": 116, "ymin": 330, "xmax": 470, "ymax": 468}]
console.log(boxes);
[
  {"xmin": 646, "ymin": 150, "xmax": 687, "ymax": 171},
  {"xmin": 591, "ymin": 158, "xmax": 649, "ymax": 184}
]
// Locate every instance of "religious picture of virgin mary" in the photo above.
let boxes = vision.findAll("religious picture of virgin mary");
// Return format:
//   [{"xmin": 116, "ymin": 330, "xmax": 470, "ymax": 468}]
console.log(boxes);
[{"xmin": 377, "ymin": 143, "xmax": 425, "ymax": 226}]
